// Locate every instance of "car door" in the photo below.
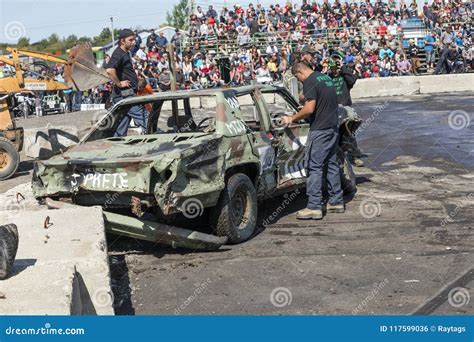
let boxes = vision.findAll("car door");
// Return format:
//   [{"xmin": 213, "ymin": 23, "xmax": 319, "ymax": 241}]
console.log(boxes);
[
  {"xmin": 227, "ymin": 89, "xmax": 278, "ymax": 195},
  {"xmin": 260, "ymin": 87, "xmax": 310, "ymax": 190}
]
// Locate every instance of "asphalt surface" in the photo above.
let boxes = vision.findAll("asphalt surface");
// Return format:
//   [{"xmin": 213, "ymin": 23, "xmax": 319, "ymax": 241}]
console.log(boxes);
[
  {"xmin": 108, "ymin": 93, "xmax": 473, "ymax": 315},
  {"xmin": 1, "ymin": 93, "xmax": 473, "ymax": 315}
]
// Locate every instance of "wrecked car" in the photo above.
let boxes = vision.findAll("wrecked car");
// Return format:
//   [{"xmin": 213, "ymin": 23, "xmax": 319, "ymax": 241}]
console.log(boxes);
[{"xmin": 32, "ymin": 85, "xmax": 360, "ymax": 245}]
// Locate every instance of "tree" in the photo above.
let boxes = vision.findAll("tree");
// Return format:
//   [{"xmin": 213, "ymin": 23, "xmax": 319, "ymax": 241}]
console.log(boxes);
[
  {"xmin": 165, "ymin": 0, "xmax": 189, "ymax": 29},
  {"xmin": 17, "ymin": 37, "xmax": 30, "ymax": 48}
]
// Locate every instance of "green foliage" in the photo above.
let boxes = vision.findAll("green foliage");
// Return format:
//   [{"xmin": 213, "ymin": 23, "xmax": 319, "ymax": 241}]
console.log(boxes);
[
  {"xmin": 0, "ymin": 27, "xmax": 120, "ymax": 54},
  {"xmin": 165, "ymin": 0, "xmax": 189, "ymax": 30}
]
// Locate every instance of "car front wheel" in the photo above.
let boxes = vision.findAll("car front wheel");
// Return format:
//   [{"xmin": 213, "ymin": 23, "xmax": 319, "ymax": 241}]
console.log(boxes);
[{"xmin": 210, "ymin": 173, "xmax": 257, "ymax": 244}]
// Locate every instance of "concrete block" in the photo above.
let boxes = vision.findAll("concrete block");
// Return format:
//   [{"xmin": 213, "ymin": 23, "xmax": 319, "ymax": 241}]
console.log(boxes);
[
  {"xmin": 0, "ymin": 264, "xmax": 80, "ymax": 315},
  {"xmin": 24, "ymin": 125, "xmax": 80, "ymax": 159},
  {"xmin": 201, "ymin": 96, "xmax": 217, "ymax": 109},
  {"xmin": 262, "ymin": 93, "xmax": 275, "ymax": 104},
  {"xmin": 0, "ymin": 184, "xmax": 113, "ymax": 315},
  {"xmin": 419, "ymin": 74, "xmax": 474, "ymax": 94},
  {"xmin": 352, "ymin": 76, "xmax": 420, "ymax": 98},
  {"xmin": 275, "ymin": 93, "xmax": 288, "ymax": 104}
]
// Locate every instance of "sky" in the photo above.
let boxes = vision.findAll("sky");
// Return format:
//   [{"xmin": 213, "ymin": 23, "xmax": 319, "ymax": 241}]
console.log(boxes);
[
  {"xmin": 0, "ymin": 0, "xmax": 281, "ymax": 44},
  {"xmin": 0, "ymin": 0, "xmax": 176, "ymax": 43}
]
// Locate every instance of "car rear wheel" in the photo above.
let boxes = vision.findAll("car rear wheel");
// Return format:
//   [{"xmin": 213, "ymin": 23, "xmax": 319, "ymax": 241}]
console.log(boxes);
[
  {"xmin": 0, "ymin": 137, "xmax": 20, "ymax": 180},
  {"xmin": 210, "ymin": 173, "xmax": 257, "ymax": 244}
]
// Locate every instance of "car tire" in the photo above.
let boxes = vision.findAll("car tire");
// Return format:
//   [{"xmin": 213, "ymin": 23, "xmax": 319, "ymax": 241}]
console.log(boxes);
[
  {"xmin": 210, "ymin": 173, "xmax": 257, "ymax": 244},
  {"xmin": 0, "ymin": 224, "xmax": 19, "ymax": 280},
  {"xmin": 0, "ymin": 137, "xmax": 20, "ymax": 180}
]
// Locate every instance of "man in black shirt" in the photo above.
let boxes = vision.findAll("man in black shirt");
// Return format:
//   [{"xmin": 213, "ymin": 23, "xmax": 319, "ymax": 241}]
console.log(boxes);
[
  {"xmin": 282, "ymin": 62, "xmax": 344, "ymax": 220},
  {"xmin": 327, "ymin": 58, "xmax": 364, "ymax": 167},
  {"xmin": 106, "ymin": 29, "xmax": 147, "ymax": 137}
]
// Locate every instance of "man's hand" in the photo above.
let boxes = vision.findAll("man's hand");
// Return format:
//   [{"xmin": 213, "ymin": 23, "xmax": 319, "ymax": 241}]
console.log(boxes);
[
  {"xmin": 120, "ymin": 80, "xmax": 131, "ymax": 88},
  {"xmin": 281, "ymin": 115, "xmax": 293, "ymax": 126}
]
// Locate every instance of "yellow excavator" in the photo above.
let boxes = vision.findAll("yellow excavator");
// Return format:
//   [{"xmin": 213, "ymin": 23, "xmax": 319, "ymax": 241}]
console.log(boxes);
[{"xmin": 0, "ymin": 44, "xmax": 110, "ymax": 180}]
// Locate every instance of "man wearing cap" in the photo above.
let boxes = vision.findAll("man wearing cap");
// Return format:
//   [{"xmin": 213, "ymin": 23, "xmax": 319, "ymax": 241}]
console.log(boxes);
[
  {"xmin": 301, "ymin": 46, "xmax": 318, "ymax": 70},
  {"xmin": 327, "ymin": 56, "xmax": 364, "ymax": 167},
  {"xmin": 106, "ymin": 29, "xmax": 147, "ymax": 137},
  {"xmin": 435, "ymin": 27, "xmax": 454, "ymax": 74},
  {"xmin": 282, "ymin": 62, "xmax": 344, "ymax": 220},
  {"xmin": 407, "ymin": 39, "xmax": 421, "ymax": 75}
]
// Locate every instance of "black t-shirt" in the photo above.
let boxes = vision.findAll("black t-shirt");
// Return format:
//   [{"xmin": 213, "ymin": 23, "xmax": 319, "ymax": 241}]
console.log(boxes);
[
  {"xmin": 303, "ymin": 71, "xmax": 339, "ymax": 130},
  {"xmin": 107, "ymin": 47, "xmax": 138, "ymax": 97}
]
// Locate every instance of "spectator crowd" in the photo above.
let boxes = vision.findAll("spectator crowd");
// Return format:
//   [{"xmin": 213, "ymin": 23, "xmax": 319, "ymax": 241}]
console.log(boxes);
[
  {"xmin": 17, "ymin": 0, "xmax": 470, "ymax": 108},
  {"xmin": 122, "ymin": 0, "xmax": 471, "ymax": 92}
]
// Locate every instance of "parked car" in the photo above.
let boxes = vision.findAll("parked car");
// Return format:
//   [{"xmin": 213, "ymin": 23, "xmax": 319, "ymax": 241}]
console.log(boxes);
[
  {"xmin": 32, "ymin": 85, "xmax": 360, "ymax": 244},
  {"xmin": 42, "ymin": 95, "xmax": 65, "ymax": 114}
]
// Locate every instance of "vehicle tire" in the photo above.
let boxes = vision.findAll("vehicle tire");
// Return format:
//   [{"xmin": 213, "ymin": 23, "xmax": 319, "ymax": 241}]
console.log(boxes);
[
  {"xmin": 0, "ymin": 137, "xmax": 20, "ymax": 180},
  {"xmin": 0, "ymin": 224, "xmax": 19, "ymax": 280},
  {"xmin": 210, "ymin": 173, "xmax": 257, "ymax": 244},
  {"xmin": 338, "ymin": 149, "xmax": 357, "ymax": 196}
]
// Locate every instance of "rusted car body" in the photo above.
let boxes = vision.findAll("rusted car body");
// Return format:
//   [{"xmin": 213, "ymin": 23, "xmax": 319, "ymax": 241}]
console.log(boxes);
[{"xmin": 33, "ymin": 85, "xmax": 359, "ymax": 245}]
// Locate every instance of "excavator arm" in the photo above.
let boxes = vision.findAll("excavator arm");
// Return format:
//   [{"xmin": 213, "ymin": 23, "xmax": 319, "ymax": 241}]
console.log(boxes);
[{"xmin": 0, "ymin": 44, "xmax": 110, "ymax": 93}]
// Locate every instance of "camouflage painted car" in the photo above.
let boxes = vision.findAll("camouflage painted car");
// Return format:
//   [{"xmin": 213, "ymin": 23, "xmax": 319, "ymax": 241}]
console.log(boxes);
[{"xmin": 32, "ymin": 85, "xmax": 360, "ymax": 244}]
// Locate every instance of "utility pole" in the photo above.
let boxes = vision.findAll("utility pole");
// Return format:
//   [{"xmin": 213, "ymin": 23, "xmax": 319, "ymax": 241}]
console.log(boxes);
[
  {"xmin": 110, "ymin": 16, "xmax": 115, "ymax": 49},
  {"xmin": 166, "ymin": 44, "xmax": 177, "ymax": 91}
]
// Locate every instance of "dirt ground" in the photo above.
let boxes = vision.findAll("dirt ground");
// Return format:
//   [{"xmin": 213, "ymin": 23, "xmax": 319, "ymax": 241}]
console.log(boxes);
[{"xmin": 2, "ymin": 93, "xmax": 473, "ymax": 315}]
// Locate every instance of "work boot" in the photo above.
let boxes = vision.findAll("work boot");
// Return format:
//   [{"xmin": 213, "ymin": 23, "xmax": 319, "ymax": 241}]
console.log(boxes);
[
  {"xmin": 296, "ymin": 208, "xmax": 323, "ymax": 220},
  {"xmin": 326, "ymin": 203, "xmax": 345, "ymax": 213}
]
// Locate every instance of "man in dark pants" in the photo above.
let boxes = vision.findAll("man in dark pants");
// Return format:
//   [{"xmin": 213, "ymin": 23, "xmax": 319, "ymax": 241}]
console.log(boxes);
[
  {"xmin": 106, "ymin": 29, "xmax": 148, "ymax": 137},
  {"xmin": 282, "ymin": 62, "xmax": 344, "ymax": 220},
  {"xmin": 327, "ymin": 58, "xmax": 364, "ymax": 167}
]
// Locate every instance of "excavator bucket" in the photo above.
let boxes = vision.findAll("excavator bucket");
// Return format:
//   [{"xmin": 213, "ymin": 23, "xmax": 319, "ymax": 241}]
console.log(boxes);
[{"xmin": 64, "ymin": 43, "xmax": 110, "ymax": 91}]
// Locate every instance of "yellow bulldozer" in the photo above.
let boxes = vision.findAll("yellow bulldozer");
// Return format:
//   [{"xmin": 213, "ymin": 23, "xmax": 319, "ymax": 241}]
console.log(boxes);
[{"xmin": 0, "ymin": 44, "xmax": 110, "ymax": 180}]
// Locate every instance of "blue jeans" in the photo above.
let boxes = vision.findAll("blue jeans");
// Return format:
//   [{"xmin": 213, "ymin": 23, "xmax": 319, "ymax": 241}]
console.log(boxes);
[
  {"xmin": 112, "ymin": 95, "xmax": 148, "ymax": 137},
  {"xmin": 305, "ymin": 128, "xmax": 343, "ymax": 210},
  {"xmin": 425, "ymin": 50, "xmax": 435, "ymax": 64}
]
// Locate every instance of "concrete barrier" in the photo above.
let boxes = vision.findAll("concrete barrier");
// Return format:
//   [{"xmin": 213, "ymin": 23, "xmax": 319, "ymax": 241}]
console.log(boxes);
[
  {"xmin": 23, "ymin": 125, "xmax": 80, "ymax": 159},
  {"xmin": 352, "ymin": 73, "xmax": 474, "ymax": 99},
  {"xmin": 0, "ymin": 183, "xmax": 113, "ymax": 315},
  {"xmin": 352, "ymin": 76, "xmax": 419, "ymax": 98},
  {"xmin": 419, "ymin": 74, "xmax": 474, "ymax": 94}
]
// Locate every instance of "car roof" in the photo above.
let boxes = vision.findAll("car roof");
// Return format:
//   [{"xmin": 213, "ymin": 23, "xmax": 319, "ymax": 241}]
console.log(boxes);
[{"xmin": 117, "ymin": 84, "xmax": 281, "ymax": 106}]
